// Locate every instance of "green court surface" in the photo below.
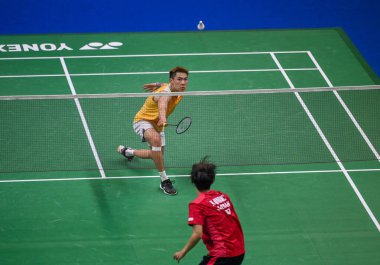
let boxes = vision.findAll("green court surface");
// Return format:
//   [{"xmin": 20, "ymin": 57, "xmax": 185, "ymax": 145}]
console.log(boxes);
[{"xmin": 1, "ymin": 29, "xmax": 380, "ymax": 265}]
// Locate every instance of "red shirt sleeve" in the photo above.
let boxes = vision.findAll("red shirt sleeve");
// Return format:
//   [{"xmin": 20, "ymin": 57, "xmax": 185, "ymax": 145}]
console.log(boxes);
[
  {"xmin": 188, "ymin": 202, "xmax": 204, "ymax": 226},
  {"xmin": 188, "ymin": 193, "xmax": 206, "ymax": 225}
]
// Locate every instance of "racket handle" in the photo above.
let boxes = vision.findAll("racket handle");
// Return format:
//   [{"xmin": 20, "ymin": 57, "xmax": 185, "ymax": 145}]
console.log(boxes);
[{"xmin": 162, "ymin": 123, "xmax": 167, "ymax": 132}]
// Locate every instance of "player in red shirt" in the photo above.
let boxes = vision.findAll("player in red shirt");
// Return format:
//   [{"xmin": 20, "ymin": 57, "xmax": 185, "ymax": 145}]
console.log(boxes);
[{"xmin": 173, "ymin": 157, "xmax": 245, "ymax": 265}]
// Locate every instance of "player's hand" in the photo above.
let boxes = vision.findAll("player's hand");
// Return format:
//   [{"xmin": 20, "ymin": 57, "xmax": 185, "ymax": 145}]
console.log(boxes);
[
  {"xmin": 157, "ymin": 117, "xmax": 167, "ymax": 127},
  {"xmin": 173, "ymin": 251, "xmax": 185, "ymax": 262},
  {"xmin": 143, "ymin": 82, "xmax": 161, "ymax": 92}
]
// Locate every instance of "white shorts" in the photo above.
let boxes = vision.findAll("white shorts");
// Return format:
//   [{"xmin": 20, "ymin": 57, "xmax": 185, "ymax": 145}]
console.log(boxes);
[{"xmin": 133, "ymin": 120, "xmax": 166, "ymax": 147}]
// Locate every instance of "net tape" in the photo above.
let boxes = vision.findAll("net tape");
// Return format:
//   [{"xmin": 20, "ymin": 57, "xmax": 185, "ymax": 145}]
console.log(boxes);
[{"xmin": 0, "ymin": 85, "xmax": 379, "ymax": 100}]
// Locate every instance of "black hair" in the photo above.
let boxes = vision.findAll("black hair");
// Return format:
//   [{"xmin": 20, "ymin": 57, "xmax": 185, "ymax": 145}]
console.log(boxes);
[
  {"xmin": 169, "ymin": 66, "xmax": 189, "ymax": 79},
  {"xmin": 190, "ymin": 156, "xmax": 216, "ymax": 191}
]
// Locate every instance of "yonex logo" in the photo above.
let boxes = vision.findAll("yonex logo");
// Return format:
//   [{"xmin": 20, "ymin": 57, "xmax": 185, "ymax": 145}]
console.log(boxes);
[
  {"xmin": 0, "ymin": 41, "xmax": 124, "ymax": 52},
  {"xmin": 80, "ymin": 42, "xmax": 123, "ymax": 50}
]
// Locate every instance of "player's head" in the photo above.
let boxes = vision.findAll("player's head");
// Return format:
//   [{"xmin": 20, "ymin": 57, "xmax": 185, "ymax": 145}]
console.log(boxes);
[
  {"xmin": 169, "ymin": 66, "xmax": 189, "ymax": 79},
  {"xmin": 190, "ymin": 156, "xmax": 216, "ymax": 191},
  {"xmin": 169, "ymin": 66, "xmax": 189, "ymax": 92}
]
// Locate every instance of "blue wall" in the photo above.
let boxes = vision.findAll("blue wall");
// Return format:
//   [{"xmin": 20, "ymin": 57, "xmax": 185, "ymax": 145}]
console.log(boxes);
[{"xmin": 1, "ymin": 0, "xmax": 379, "ymax": 79}]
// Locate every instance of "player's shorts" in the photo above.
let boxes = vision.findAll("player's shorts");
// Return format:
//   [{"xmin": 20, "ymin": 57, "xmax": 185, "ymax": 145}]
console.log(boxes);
[
  {"xmin": 198, "ymin": 254, "xmax": 244, "ymax": 265},
  {"xmin": 133, "ymin": 120, "xmax": 166, "ymax": 147}
]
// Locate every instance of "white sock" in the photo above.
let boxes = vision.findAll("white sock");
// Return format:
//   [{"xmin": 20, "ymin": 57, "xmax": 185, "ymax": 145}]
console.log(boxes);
[{"xmin": 159, "ymin": 171, "xmax": 169, "ymax": 182}]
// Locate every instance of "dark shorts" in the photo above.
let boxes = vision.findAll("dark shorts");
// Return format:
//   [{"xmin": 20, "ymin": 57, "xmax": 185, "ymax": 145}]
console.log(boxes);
[{"xmin": 199, "ymin": 253, "xmax": 245, "ymax": 265}]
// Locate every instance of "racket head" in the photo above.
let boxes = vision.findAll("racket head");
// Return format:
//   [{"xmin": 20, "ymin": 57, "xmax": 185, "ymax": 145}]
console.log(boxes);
[{"xmin": 176, "ymin": 117, "xmax": 192, "ymax": 134}]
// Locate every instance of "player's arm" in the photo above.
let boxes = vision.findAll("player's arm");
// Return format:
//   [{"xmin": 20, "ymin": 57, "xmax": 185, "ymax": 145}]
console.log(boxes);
[
  {"xmin": 173, "ymin": 225, "xmax": 202, "ymax": 262},
  {"xmin": 143, "ymin": 82, "xmax": 162, "ymax": 92},
  {"xmin": 156, "ymin": 95, "xmax": 170, "ymax": 127}
]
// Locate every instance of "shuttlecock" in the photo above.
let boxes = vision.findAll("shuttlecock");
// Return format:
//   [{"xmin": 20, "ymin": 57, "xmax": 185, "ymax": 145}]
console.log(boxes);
[{"xmin": 197, "ymin": 21, "xmax": 205, "ymax": 31}]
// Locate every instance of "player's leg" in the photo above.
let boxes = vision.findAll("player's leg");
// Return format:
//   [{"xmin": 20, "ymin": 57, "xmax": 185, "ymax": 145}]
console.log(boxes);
[
  {"xmin": 143, "ymin": 129, "xmax": 177, "ymax": 195},
  {"xmin": 117, "ymin": 121, "xmax": 153, "ymax": 160},
  {"xmin": 117, "ymin": 121, "xmax": 176, "ymax": 195},
  {"xmin": 122, "ymin": 133, "xmax": 165, "ymax": 159},
  {"xmin": 139, "ymin": 128, "xmax": 164, "ymax": 171}
]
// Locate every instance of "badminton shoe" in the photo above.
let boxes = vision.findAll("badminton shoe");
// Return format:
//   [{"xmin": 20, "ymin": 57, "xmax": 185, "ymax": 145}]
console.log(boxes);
[
  {"xmin": 117, "ymin": 145, "xmax": 134, "ymax": 161},
  {"xmin": 160, "ymin": 179, "xmax": 177, "ymax": 195}
]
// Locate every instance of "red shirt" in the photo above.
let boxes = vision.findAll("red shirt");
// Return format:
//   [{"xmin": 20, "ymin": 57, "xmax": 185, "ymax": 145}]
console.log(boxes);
[{"xmin": 188, "ymin": 190, "xmax": 245, "ymax": 257}]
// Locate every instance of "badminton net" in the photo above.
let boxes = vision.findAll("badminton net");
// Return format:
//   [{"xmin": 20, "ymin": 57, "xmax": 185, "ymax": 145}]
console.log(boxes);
[{"xmin": 0, "ymin": 85, "xmax": 379, "ymax": 173}]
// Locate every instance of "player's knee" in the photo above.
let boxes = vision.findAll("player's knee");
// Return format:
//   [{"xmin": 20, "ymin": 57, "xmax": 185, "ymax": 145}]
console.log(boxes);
[
  {"xmin": 149, "ymin": 134, "xmax": 162, "ymax": 147},
  {"xmin": 151, "ymin": 146, "xmax": 162, "ymax": 152},
  {"xmin": 152, "ymin": 133, "xmax": 161, "ymax": 146},
  {"xmin": 150, "ymin": 139, "xmax": 162, "ymax": 147}
]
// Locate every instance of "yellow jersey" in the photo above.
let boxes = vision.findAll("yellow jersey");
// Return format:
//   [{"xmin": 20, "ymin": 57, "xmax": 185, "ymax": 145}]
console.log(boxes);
[{"xmin": 134, "ymin": 84, "xmax": 183, "ymax": 132}]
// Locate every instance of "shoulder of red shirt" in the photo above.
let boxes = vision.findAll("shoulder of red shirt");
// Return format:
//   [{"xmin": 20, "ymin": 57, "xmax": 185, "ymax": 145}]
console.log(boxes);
[{"xmin": 191, "ymin": 190, "xmax": 224, "ymax": 204}]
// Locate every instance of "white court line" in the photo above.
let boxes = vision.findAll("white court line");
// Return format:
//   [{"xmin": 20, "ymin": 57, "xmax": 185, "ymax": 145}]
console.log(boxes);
[
  {"xmin": 0, "ymin": 68, "xmax": 319, "ymax": 79},
  {"xmin": 0, "ymin": 168, "xmax": 379, "ymax": 183},
  {"xmin": 60, "ymin": 57, "xmax": 106, "ymax": 178},
  {"xmin": 271, "ymin": 52, "xmax": 380, "ymax": 232},
  {"xmin": 307, "ymin": 51, "xmax": 380, "ymax": 162},
  {"xmin": 0, "ymin": 74, "xmax": 64, "ymax": 78},
  {"xmin": 0, "ymin": 50, "xmax": 310, "ymax": 60}
]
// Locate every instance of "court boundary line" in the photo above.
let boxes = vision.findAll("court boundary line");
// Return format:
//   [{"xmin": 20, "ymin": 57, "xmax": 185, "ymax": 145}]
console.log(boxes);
[
  {"xmin": 0, "ymin": 168, "xmax": 379, "ymax": 183},
  {"xmin": 60, "ymin": 57, "xmax": 106, "ymax": 178},
  {"xmin": 307, "ymin": 51, "xmax": 380, "ymax": 162},
  {"xmin": 0, "ymin": 51, "xmax": 310, "ymax": 60},
  {"xmin": 271, "ymin": 52, "xmax": 380, "ymax": 232}
]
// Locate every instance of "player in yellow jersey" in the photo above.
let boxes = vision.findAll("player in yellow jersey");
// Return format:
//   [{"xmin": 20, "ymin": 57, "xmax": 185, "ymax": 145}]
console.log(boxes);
[{"xmin": 117, "ymin": 66, "xmax": 189, "ymax": 195}]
